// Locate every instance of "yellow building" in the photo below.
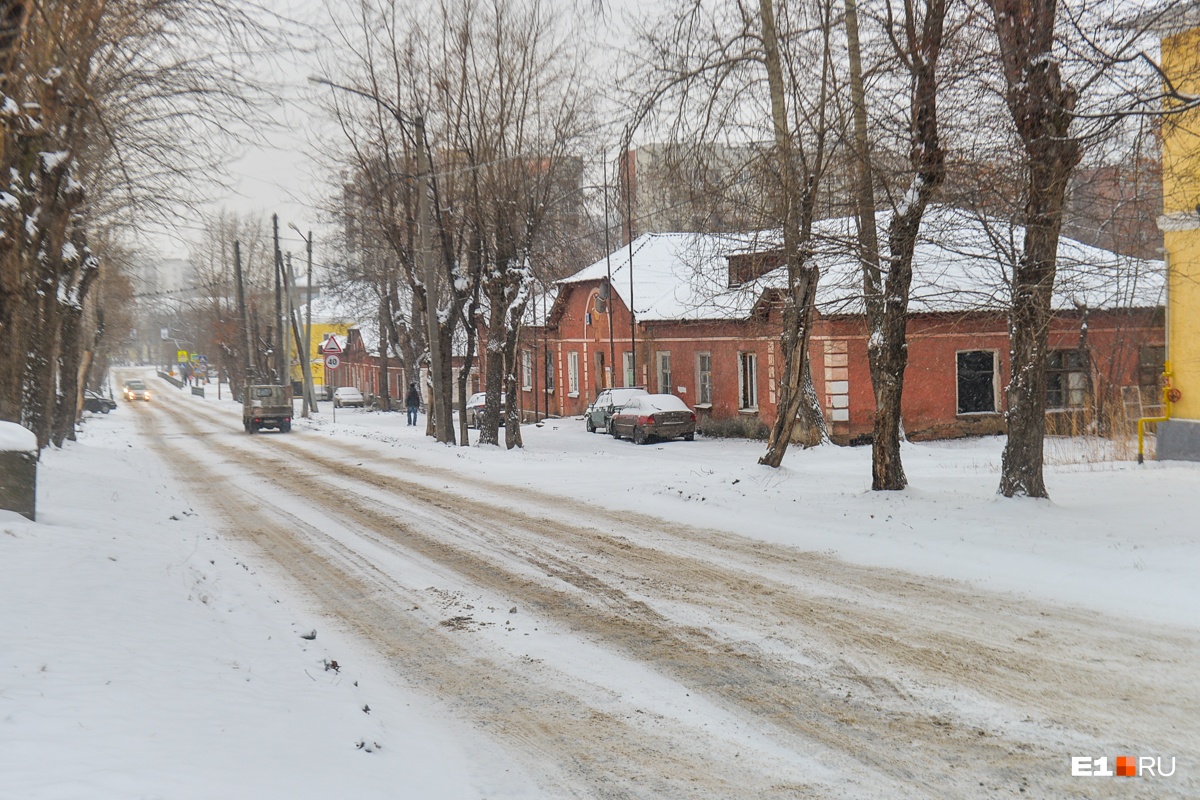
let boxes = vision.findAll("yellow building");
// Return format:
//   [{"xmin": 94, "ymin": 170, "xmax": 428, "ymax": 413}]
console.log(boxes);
[
  {"xmin": 290, "ymin": 322, "xmax": 354, "ymax": 391},
  {"xmin": 1158, "ymin": 10, "xmax": 1200, "ymax": 459}
]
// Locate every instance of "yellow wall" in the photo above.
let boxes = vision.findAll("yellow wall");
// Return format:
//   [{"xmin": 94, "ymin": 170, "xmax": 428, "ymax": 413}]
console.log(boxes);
[
  {"xmin": 1161, "ymin": 26, "xmax": 1200, "ymax": 421},
  {"xmin": 290, "ymin": 322, "xmax": 352, "ymax": 387}
]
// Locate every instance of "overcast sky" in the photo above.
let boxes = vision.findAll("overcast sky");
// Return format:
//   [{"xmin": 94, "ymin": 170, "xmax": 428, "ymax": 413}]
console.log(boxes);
[{"xmin": 149, "ymin": 0, "xmax": 649, "ymax": 262}]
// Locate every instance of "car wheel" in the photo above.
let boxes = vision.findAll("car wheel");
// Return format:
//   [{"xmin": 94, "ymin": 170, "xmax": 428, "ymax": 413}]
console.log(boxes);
[
  {"xmin": 683, "ymin": 432, "xmax": 694, "ymax": 441},
  {"xmin": 632, "ymin": 426, "xmax": 647, "ymax": 445},
  {"xmin": 248, "ymin": 421, "xmax": 259, "ymax": 434},
  {"xmin": 281, "ymin": 421, "xmax": 291, "ymax": 433},
  {"xmin": 586, "ymin": 417, "xmax": 595, "ymax": 433}
]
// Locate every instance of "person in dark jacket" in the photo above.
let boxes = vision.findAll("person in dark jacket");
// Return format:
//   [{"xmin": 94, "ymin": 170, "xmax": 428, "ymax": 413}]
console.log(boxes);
[{"xmin": 404, "ymin": 383, "xmax": 421, "ymax": 426}]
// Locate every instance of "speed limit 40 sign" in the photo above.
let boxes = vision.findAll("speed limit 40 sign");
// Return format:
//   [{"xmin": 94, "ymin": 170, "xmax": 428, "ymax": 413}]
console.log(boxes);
[{"xmin": 325, "ymin": 354, "xmax": 340, "ymax": 370}]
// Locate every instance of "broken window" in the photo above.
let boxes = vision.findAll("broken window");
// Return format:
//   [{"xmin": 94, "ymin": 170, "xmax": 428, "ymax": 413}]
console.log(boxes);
[
  {"xmin": 738, "ymin": 351, "xmax": 758, "ymax": 410},
  {"xmin": 1046, "ymin": 350, "xmax": 1088, "ymax": 409}
]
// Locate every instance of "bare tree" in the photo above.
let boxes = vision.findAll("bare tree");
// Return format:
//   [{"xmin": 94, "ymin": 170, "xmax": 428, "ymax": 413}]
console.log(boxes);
[
  {"xmin": 983, "ymin": 0, "xmax": 1197, "ymax": 497},
  {"xmin": 845, "ymin": 0, "xmax": 949, "ymax": 490},
  {"xmin": 629, "ymin": 0, "xmax": 842, "ymax": 467},
  {"xmin": 318, "ymin": 0, "xmax": 595, "ymax": 448},
  {"xmin": 0, "ymin": 0, "xmax": 271, "ymax": 446}
]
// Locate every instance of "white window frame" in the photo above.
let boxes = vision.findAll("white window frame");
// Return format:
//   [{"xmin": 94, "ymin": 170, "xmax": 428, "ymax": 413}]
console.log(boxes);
[
  {"xmin": 695, "ymin": 351, "xmax": 713, "ymax": 406},
  {"xmin": 656, "ymin": 351, "xmax": 672, "ymax": 394},
  {"xmin": 521, "ymin": 350, "xmax": 533, "ymax": 391},
  {"xmin": 738, "ymin": 351, "xmax": 758, "ymax": 411},
  {"xmin": 955, "ymin": 349, "xmax": 999, "ymax": 415},
  {"xmin": 567, "ymin": 351, "xmax": 579, "ymax": 397},
  {"xmin": 623, "ymin": 352, "xmax": 635, "ymax": 387}
]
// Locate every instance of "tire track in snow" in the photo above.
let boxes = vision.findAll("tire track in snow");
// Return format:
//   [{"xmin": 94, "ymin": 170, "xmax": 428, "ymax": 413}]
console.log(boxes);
[{"xmin": 142, "ymin": 387, "xmax": 1199, "ymax": 798}]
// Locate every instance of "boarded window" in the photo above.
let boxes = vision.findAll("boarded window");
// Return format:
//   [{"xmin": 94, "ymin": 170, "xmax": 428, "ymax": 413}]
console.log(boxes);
[{"xmin": 957, "ymin": 350, "xmax": 996, "ymax": 414}]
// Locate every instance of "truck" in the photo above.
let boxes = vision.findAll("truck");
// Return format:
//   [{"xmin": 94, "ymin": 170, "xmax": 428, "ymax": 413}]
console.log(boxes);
[{"xmin": 242, "ymin": 385, "xmax": 293, "ymax": 433}]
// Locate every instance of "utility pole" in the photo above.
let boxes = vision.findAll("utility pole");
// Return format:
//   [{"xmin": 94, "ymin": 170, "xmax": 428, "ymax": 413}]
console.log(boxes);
[
  {"xmin": 234, "ymin": 240, "xmax": 255, "ymax": 387},
  {"xmin": 272, "ymin": 214, "xmax": 284, "ymax": 383},
  {"xmin": 415, "ymin": 115, "xmax": 449, "ymax": 442},
  {"xmin": 603, "ymin": 158, "xmax": 615, "ymax": 388},
  {"xmin": 289, "ymin": 224, "xmax": 320, "ymax": 415},
  {"xmin": 305, "ymin": 230, "xmax": 315, "ymax": 407},
  {"xmin": 624, "ymin": 152, "xmax": 637, "ymax": 387},
  {"xmin": 285, "ymin": 253, "xmax": 317, "ymax": 417}
]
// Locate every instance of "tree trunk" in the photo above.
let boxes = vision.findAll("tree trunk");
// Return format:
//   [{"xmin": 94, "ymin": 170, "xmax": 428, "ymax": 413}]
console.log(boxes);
[
  {"xmin": 757, "ymin": 0, "xmax": 828, "ymax": 468},
  {"xmin": 479, "ymin": 278, "xmax": 507, "ymax": 447},
  {"xmin": 502, "ymin": 296, "xmax": 528, "ymax": 450},
  {"xmin": 989, "ymin": 0, "xmax": 1081, "ymax": 498},
  {"xmin": 867, "ymin": 0, "xmax": 947, "ymax": 491}
]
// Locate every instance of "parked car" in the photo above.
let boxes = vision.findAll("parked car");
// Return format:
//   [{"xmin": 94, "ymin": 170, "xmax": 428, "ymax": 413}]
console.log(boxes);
[
  {"xmin": 122, "ymin": 379, "xmax": 151, "ymax": 402},
  {"xmin": 609, "ymin": 394, "xmax": 697, "ymax": 444},
  {"xmin": 465, "ymin": 391, "xmax": 506, "ymax": 428},
  {"xmin": 332, "ymin": 387, "xmax": 365, "ymax": 408},
  {"xmin": 83, "ymin": 390, "xmax": 117, "ymax": 413},
  {"xmin": 585, "ymin": 387, "xmax": 648, "ymax": 433}
]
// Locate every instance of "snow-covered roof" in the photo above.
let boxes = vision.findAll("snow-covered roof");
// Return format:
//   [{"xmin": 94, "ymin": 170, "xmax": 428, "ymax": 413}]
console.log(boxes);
[{"xmin": 557, "ymin": 206, "xmax": 1164, "ymax": 321}]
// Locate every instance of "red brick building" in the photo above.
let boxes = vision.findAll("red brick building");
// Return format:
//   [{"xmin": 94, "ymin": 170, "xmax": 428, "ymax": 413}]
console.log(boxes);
[{"xmin": 521, "ymin": 208, "xmax": 1165, "ymax": 442}]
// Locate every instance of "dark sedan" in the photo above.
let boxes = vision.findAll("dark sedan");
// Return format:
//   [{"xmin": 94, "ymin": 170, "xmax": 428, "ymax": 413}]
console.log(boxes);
[
  {"xmin": 609, "ymin": 394, "xmax": 697, "ymax": 444},
  {"xmin": 83, "ymin": 390, "xmax": 117, "ymax": 413}
]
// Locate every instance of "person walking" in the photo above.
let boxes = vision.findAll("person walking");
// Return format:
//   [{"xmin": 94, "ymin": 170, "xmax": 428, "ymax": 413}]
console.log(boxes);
[{"xmin": 405, "ymin": 383, "xmax": 421, "ymax": 426}]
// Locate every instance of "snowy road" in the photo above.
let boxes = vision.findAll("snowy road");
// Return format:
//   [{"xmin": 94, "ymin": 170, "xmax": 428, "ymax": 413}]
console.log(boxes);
[{"xmin": 127, "ymin": 377, "xmax": 1198, "ymax": 798}]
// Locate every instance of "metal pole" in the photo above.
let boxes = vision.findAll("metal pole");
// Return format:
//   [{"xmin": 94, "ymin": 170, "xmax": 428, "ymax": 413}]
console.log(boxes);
[
  {"xmin": 272, "ymin": 214, "xmax": 284, "ymax": 383},
  {"xmin": 624, "ymin": 150, "xmax": 637, "ymax": 386},
  {"xmin": 603, "ymin": 157, "xmax": 615, "ymax": 387}
]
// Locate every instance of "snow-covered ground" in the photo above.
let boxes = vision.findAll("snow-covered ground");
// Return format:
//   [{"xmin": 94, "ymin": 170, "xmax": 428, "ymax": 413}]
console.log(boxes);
[{"xmin": 2, "ymin": 374, "xmax": 1197, "ymax": 797}]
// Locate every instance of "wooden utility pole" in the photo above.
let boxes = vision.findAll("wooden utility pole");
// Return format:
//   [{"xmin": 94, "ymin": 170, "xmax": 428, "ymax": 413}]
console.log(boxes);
[
  {"xmin": 285, "ymin": 253, "xmax": 317, "ymax": 417},
  {"xmin": 234, "ymin": 240, "xmax": 255, "ymax": 386}
]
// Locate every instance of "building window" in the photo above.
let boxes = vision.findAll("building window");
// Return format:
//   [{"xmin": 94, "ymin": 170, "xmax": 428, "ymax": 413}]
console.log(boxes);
[
  {"xmin": 696, "ymin": 352, "xmax": 712, "ymax": 406},
  {"xmin": 656, "ymin": 351, "xmax": 672, "ymax": 394},
  {"xmin": 957, "ymin": 350, "xmax": 998, "ymax": 414},
  {"xmin": 1138, "ymin": 345, "xmax": 1165, "ymax": 394},
  {"xmin": 521, "ymin": 350, "xmax": 533, "ymax": 390},
  {"xmin": 568, "ymin": 352, "xmax": 579, "ymax": 396},
  {"xmin": 544, "ymin": 352, "xmax": 554, "ymax": 392},
  {"xmin": 1046, "ymin": 349, "xmax": 1088, "ymax": 409},
  {"xmin": 623, "ymin": 352, "xmax": 634, "ymax": 387},
  {"xmin": 738, "ymin": 351, "xmax": 758, "ymax": 410}
]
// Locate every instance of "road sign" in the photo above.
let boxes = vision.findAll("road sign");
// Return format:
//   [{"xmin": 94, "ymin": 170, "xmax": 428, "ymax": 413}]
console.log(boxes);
[
  {"xmin": 321, "ymin": 336, "xmax": 343, "ymax": 355},
  {"xmin": 176, "ymin": 350, "xmax": 188, "ymax": 362},
  {"xmin": 325, "ymin": 354, "xmax": 340, "ymax": 370}
]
